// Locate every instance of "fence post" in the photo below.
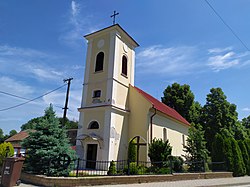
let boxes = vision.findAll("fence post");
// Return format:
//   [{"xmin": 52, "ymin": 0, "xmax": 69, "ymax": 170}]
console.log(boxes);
[
  {"xmin": 203, "ymin": 160, "xmax": 206, "ymax": 172},
  {"xmin": 76, "ymin": 158, "xmax": 80, "ymax": 177},
  {"xmin": 170, "ymin": 159, "xmax": 173, "ymax": 174},
  {"xmin": 47, "ymin": 159, "xmax": 51, "ymax": 176},
  {"xmin": 127, "ymin": 159, "xmax": 130, "ymax": 175}
]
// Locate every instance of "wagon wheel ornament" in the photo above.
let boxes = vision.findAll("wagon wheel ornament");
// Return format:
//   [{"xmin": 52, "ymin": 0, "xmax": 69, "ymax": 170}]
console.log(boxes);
[{"xmin": 57, "ymin": 153, "xmax": 71, "ymax": 169}]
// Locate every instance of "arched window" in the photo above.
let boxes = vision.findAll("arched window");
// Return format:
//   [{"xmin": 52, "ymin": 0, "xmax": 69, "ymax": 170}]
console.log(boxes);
[
  {"xmin": 122, "ymin": 55, "xmax": 127, "ymax": 76},
  {"xmin": 95, "ymin": 52, "xmax": 104, "ymax": 72},
  {"xmin": 88, "ymin": 121, "xmax": 99, "ymax": 129}
]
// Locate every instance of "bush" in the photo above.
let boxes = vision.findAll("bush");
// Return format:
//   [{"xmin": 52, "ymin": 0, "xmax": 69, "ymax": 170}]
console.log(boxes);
[
  {"xmin": 212, "ymin": 134, "xmax": 226, "ymax": 171},
  {"xmin": 149, "ymin": 165, "xmax": 171, "ymax": 174},
  {"xmin": 244, "ymin": 139, "xmax": 250, "ymax": 156},
  {"xmin": 172, "ymin": 156, "xmax": 184, "ymax": 172},
  {"xmin": 238, "ymin": 140, "xmax": 250, "ymax": 175},
  {"xmin": 183, "ymin": 123, "xmax": 209, "ymax": 172},
  {"xmin": 0, "ymin": 142, "xmax": 14, "ymax": 166},
  {"xmin": 223, "ymin": 138, "xmax": 234, "ymax": 172},
  {"xmin": 148, "ymin": 138, "xmax": 172, "ymax": 167},
  {"xmin": 157, "ymin": 167, "xmax": 171, "ymax": 174},
  {"xmin": 123, "ymin": 162, "xmax": 148, "ymax": 175},
  {"xmin": 231, "ymin": 138, "xmax": 246, "ymax": 176},
  {"xmin": 224, "ymin": 137, "xmax": 246, "ymax": 176},
  {"xmin": 107, "ymin": 160, "xmax": 117, "ymax": 176},
  {"xmin": 128, "ymin": 139, "xmax": 136, "ymax": 162}
]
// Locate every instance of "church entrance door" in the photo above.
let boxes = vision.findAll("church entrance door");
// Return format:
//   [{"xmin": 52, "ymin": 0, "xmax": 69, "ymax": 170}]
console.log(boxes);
[{"xmin": 86, "ymin": 144, "xmax": 97, "ymax": 169}]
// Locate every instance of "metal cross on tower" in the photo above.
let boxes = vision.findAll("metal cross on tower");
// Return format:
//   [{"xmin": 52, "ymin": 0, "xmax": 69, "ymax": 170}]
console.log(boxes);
[{"xmin": 110, "ymin": 10, "xmax": 119, "ymax": 25}]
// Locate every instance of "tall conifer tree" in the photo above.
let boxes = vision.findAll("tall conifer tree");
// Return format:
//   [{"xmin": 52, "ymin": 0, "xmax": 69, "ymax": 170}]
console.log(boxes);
[{"xmin": 22, "ymin": 105, "xmax": 75, "ymax": 176}]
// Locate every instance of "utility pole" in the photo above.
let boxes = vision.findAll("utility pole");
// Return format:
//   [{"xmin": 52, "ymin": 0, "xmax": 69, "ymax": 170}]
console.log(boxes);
[{"xmin": 62, "ymin": 77, "xmax": 73, "ymax": 127}]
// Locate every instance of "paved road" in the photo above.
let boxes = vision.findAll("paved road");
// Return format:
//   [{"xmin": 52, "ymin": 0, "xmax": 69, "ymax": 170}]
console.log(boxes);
[{"xmin": 20, "ymin": 176, "xmax": 250, "ymax": 187}]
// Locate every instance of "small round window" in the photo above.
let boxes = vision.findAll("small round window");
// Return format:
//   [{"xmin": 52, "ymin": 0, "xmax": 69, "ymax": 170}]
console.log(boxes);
[{"xmin": 88, "ymin": 121, "xmax": 99, "ymax": 129}]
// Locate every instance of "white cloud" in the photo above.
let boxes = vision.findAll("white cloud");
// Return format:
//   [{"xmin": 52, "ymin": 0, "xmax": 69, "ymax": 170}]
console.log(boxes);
[
  {"xmin": 59, "ymin": 1, "xmax": 100, "ymax": 48},
  {"xmin": 242, "ymin": 107, "xmax": 250, "ymax": 112},
  {"xmin": 71, "ymin": 1, "xmax": 80, "ymax": 18},
  {"xmin": 28, "ymin": 66, "xmax": 64, "ymax": 81},
  {"xmin": 207, "ymin": 48, "xmax": 250, "ymax": 72},
  {"xmin": 208, "ymin": 47, "xmax": 233, "ymax": 54},
  {"xmin": 207, "ymin": 52, "xmax": 239, "ymax": 72},
  {"xmin": 0, "ymin": 45, "xmax": 49, "ymax": 58},
  {"xmin": 137, "ymin": 45, "xmax": 250, "ymax": 76},
  {"xmin": 0, "ymin": 45, "xmax": 67, "ymax": 82},
  {"xmin": 0, "ymin": 76, "xmax": 34, "ymax": 96},
  {"xmin": 136, "ymin": 45, "xmax": 202, "ymax": 76}
]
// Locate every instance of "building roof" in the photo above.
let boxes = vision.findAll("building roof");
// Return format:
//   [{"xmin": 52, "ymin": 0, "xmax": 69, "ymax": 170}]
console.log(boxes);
[
  {"xmin": 84, "ymin": 24, "xmax": 139, "ymax": 47},
  {"xmin": 133, "ymin": 86, "xmax": 190, "ymax": 126},
  {"xmin": 5, "ymin": 130, "xmax": 33, "ymax": 142}
]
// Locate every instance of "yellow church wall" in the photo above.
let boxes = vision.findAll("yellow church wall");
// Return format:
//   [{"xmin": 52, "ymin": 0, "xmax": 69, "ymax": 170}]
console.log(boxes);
[
  {"xmin": 81, "ymin": 108, "xmax": 105, "ymax": 135},
  {"xmin": 114, "ymin": 38, "xmax": 134, "ymax": 86},
  {"xmin": 112, "ymin": 81, "xmax": 129, "ymax": 109},
  {"xmin": 110, "ymin": 111, "xmax": 129, "ymax": 160},
  {"xmin": 85, "ymin": 82, "xmax": 108, "ymax": 106},
  {"xmin": 128, "ymin": 86, "xmax": 152, "ymax": 161},
  {"xmin": 152, "ymin": 112, "xmax": 189, "ymax": 157},
  {"xmin": 88, "ymin": 34, "xmax": 110, "ymax": 83}
]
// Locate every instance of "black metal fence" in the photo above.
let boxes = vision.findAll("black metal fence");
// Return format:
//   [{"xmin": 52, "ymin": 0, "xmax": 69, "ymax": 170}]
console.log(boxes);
[
  {"xmin": 15, "ymin": 153, "xmax": 227, "ymax": 177},
  {"xmin": 67, "ymin": 159, "xmax": 227, "ymax": 177}
]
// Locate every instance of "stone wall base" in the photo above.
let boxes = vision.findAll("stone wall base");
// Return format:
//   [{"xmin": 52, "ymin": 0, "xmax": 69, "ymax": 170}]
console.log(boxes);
[{"xmin": 21, "ymin": 172, "xmax": 233, "ymax": 187}]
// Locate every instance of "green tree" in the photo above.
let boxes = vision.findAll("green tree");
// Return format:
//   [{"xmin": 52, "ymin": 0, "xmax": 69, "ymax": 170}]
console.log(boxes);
[
  {"xmin": 22, "ymin": 105, "xmax": 75, "ymax": 176},
  {"xmin": 241, "ymin": 116, "xmax": 250, "ymax": 137},
  {"xmin": 238, "ymin": 140, "xmax": 250, "ymax": 175},
  {"xmin": 21, "ymin": 116, "xmax": 44, "ymax": 131},
  {"xmin": 183, "ymin": 123, "xmax": 209, "ymax": 172},
  {"xmin": 211, "ymin": 133, "xmax": 226, "ymax": 171},
  {"xmin": 233, "ymin": 121, "xmax": 248, "ymax": 140},
  {"xmin": 58, "ymin": 117, "xmax": 78, "ymax": 129},
  {"xmin": 244, "ymin": 139, "xmax": 250, "ymax": 156},
  {"xmin": 189, "ymin": 101, "xmax": 202, "ymax": 124},
  {"xmin": 148, "ymin": 138, "xmax": 172, "ymax": 167},
  {"xmin": 0, "ymin": 142, "xmax": 14, "ymax": 166},
  {"xmin": 223, "ymin": 137, "xmax": 246, "ymax": 176},
  {"xmin": 201, "ymin": 88, "xmax": 237, "ymax": 152},
  {"xmin": 9, "ymin": 130, "xmax": 17, "ymax": 137},
  {"xmin": 231, "ymin": 138, "xmax": 245, "ymax": 176},
  {"xmin": 242, "ymin": 115, "xmax": 250, "ymax": 129},
  {"xmin": 0, "ymin": 128, "xmax": 5, "ymax": 143},
  {"xmin": 21, "ymin": 116, "xmax": 78, "ymax": 131},
  {"xmin": 161, "ymin": 83, "xmax": 201, "ymax": 124}
]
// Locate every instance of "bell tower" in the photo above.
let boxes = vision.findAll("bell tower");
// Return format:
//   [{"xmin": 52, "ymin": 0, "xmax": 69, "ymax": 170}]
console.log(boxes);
[{"xmin": 77, "ymin": 24, "xmax": 139, "ymax": 163}]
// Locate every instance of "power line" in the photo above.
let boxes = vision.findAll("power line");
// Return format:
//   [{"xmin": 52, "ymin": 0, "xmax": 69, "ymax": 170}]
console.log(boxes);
[
  {"xmin": 0, "ymin": 89, "xmax": 71, "ymax": 111},
  {"xmin": 0, "ymin": 84, "xmax": 67, "ymax": 112},
  {"xmin": 0, "ymin": 91, "xmax": 30, "ymax": 101},
  {"xmin": 204, "ymin": 0, "xmax": 250, "ymax": 51}
]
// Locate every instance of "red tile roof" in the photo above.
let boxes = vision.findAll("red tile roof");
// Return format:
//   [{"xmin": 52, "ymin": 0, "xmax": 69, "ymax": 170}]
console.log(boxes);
[
  {"xmin": 133, "ymin": 86, "xmax": 190, "ymax": 126},
  {"xmin": 5, "ymin": 130, "xmax": 33, "ymax": 142}
]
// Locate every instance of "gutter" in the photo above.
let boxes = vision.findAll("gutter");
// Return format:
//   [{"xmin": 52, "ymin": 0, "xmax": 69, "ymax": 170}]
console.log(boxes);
[{"xmin": 150, "ymin": 106, "xmax": 157, "ymax": 143}]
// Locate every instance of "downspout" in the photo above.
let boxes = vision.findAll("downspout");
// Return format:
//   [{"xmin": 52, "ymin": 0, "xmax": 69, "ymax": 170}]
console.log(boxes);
[{"xmin": 150, "ymin": 106, "xmax": 157, "ymax": 143}]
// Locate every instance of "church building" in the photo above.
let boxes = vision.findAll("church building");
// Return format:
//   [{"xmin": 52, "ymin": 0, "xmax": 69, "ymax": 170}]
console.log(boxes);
[{"xmin": 76, "ymin": 24, "xmax": 190, "ymax": 168}]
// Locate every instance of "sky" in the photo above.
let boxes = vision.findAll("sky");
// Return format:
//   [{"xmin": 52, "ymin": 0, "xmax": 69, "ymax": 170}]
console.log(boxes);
[{"xmin": 1, "ymin": 0, "xmax": 250, "ymax": 134}]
